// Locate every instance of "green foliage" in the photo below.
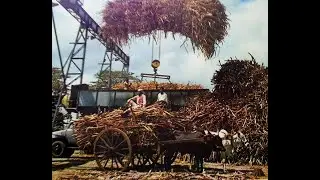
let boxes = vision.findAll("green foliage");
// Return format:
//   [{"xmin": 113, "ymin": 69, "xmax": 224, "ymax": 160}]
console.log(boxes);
[
  {"xmin": 52, "ymin": 67, "xmax": 62, "ymax": 91},
  {"xmin": 90, "ymin": 70, "xmax": 140, "ymax": 89}
]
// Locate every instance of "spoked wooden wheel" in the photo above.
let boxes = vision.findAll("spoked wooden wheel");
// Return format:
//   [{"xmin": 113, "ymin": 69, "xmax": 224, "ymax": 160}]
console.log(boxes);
[
  {"xmin": 160, "ymin": 149, "xmax": 178, "ymax": 165},
  {"xmin": 131, "ymin": 143, "xmax": 161, "ymax": 168},
  {"xmin": 129, "ymin": 126, "xmax": 160, "ymax": 169},
  {"xmin": 131, "ymin": 153, "xmax": 147, "ymax": 167},
  {"xmin": 144, "ymin": 143, "xmax": 161, "ymax": 166},
  {"xmin": 93, "ymin": 128, "xmax": 132, "ymax": 172}
]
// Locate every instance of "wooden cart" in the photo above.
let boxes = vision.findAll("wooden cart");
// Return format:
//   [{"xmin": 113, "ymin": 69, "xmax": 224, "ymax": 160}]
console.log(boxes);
[{"xmin": 92, "ymin": 126, "xmax": 211, "ymax": 172}]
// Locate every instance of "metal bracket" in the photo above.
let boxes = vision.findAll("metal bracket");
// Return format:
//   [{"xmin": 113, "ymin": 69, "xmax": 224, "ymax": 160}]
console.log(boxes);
[{"xmin": 141, "ymin": 73, "xmax": 171, "ymax": 82}]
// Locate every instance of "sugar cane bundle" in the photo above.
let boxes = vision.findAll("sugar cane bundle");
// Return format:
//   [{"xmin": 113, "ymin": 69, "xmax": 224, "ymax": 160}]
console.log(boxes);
[
  {"xmin": 73, "ymin": 102, "xmax": 181, "ymax": 150},
  {"xmin": 211, "ymin": 55, "xmax": 268, "ymax": 101},
  {"xmin": 101, "ymin": 0, "xmax": 229, "ymax": 59},
  {"xmin": 177, "ymin": 56, "xmax": 268, "ymax": 164},
  {"xmin": 112, "ymin": 81, "xmax": 203, "ymax": 90},
  {"xmin": 180, "ymin": 93, "xmax": 268, "ymax": 164}
]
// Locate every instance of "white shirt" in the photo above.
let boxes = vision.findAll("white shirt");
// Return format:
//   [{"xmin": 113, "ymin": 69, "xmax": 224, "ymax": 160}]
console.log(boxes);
[{"xmin": 157, "ymin": 92, "xmax": 168, "ymax": 103}]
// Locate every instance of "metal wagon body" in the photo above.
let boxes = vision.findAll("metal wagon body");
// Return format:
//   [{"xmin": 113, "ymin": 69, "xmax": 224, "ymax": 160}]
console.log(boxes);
[{"xmin": 74, "ymin": 89, "xmax": 209, "ymax": 115}]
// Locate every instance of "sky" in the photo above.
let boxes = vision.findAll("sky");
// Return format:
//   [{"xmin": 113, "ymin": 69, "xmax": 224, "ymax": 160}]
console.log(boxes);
[{"xmin": 52, "ymin": 0, "xmax": 268, "ymax": 89}]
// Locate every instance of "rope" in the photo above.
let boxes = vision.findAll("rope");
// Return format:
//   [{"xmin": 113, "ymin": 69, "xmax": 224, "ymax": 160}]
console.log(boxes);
[
  {"xmin": 158, "ymin": 31, "xmax": 161, "ymax": 61},
  {"xmin": 151, "ymin": 31, "xmax": 162, "ymax": 61},
  {"xmin": 151, "ymin": 36, "xmax": 154, "ymax": 61}
]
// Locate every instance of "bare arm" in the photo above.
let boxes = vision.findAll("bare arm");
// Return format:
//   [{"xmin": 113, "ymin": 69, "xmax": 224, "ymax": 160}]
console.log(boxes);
[
  {"xmin": 142, "ymin": 95, "xmax": 147, "ymax": 107},
  {"xmin": 128, "ymin": 95, "xmax": 138, "ymax": 102}
]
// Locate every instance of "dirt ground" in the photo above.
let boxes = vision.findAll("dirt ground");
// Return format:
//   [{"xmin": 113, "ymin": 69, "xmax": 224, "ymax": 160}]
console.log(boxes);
[{"xmin": 52, "ymin": 151, "xmax": 268, "ymax": 180}]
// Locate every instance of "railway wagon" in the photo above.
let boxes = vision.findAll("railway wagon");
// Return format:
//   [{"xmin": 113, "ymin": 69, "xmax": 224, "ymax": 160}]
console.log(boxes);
[{"xmin": 74, "ymin": 89, "xmax": 209, "ymax": 115}]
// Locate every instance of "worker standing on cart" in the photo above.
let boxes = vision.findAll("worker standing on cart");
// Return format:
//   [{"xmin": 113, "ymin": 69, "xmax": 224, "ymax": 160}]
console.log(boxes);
[
  {"xmin": 124, "ymin": 78, "xmax": 131, "ymax": 90},
  {"xmin": 157, "ymin": 87, "xmax": 168, "ymax": 105},
  {"xmin": 127, "ymin": 89, "xmax": 147, "ymax": 108}
]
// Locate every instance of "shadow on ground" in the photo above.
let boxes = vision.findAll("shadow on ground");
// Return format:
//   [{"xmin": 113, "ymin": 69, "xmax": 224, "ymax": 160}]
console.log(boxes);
[
  {"xmin": 52, "ymin": 157, "xmax": 95, "ymax": 171},
  {"xmin": 66, "ymin": 164, "xmax": 228, "ymax": 174},
  {"xmin": 53, "ymin": 158, "xmax": 265, "ymax": 177}
]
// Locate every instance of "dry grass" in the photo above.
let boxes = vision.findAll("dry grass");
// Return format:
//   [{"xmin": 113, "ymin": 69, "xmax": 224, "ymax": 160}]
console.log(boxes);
[{"xmin": 53, "ymin": 153, "xmax": 268, "ymax": 180}]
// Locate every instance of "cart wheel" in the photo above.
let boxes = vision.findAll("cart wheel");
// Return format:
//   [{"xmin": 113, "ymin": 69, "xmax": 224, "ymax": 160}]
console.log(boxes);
[
  {"xmin": 129, "ymin": 126, "xmax": 160, "ymax": 169},
  {"xmin": 131, "ymin": 143, "xmax": 161, "ymax": 168},
  {"xmin": 93, "ymin": 128, "xmax": 132, "ymax": 172},
  {"xmin": 145, "ymin": 142, "xmax": 161, "ymax": 166},
  {"xmin": 162, "ymin": 150, "xmax": 178, "ymax": 165},
  {"xmin": 131, "ymin": 153, "xmax": 147, "ymax": 167}
]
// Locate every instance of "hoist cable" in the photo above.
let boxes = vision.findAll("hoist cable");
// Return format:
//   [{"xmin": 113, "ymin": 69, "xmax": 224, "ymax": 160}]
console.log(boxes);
[
  {"xmin": 151, "ymin": 36, "xmax": 154, "ymax": 61},
  {"xmin": 158, "ymin": 31, "xmax": 161, "ymax": 61}
]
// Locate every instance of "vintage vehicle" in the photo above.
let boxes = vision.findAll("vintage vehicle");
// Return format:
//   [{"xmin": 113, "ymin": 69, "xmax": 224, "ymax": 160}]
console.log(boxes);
[{"xmin": 52, "ymin": 122, "xmax": 78, "ymax": 158}]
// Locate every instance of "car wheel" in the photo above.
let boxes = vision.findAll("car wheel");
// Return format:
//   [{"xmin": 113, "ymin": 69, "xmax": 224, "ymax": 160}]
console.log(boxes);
[{"xmin": 52, "ymin": 140, "xmax": 66, "ymax": 158}]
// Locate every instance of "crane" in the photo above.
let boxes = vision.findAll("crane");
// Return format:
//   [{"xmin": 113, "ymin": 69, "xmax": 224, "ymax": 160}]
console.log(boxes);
[
  {"xmin": 52, "ymin": 0, "xmax": 131, "ymax": 125},
  {"xmin": 53, "ymin": 0, "xmax": 130, "ymax": 88}
]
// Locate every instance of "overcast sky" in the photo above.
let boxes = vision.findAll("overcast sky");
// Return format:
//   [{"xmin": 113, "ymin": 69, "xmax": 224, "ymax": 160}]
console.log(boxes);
[{"xmin": 52, "ymin": 0, "xmax": 268, "ymax": 89}]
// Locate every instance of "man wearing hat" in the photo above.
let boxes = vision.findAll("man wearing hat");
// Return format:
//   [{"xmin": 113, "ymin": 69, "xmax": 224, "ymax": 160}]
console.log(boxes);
[{"xmin": 127, "ymin": 88, "xmax": 147, "ymax": 108}]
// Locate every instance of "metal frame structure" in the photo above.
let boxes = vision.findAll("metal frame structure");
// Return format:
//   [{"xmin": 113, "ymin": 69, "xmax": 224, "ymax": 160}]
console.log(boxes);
[
  {"xmin": 141, "ymin": 59, "xmax": 170, "ymax": 83},
  {"xmin": 52, "ymin": 2, "xmax": 66, "ymax": 122},
  {"xmin": 52, "ymin": 0, "xmax": 131, "ymax": 121},
  {"xmin": 141, "ymin": 67, "xmax": 171, "ymax": 84},
  {"xmin": 55, "ymin": 0, "xmax": 130, "ymax": 87},
  {"xmin": 97, "ymin": 49, "xmax": 129, "ymax": 89},
  {"xmin": 64, "ymin": 26, "xmax": 88, "ymax": 86},
  {"xmin": 141, "ymin": 73, "xmax": 171, "ymax": 82}
]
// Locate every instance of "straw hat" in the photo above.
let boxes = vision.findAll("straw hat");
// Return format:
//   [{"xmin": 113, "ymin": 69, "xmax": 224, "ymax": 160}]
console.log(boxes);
[{"xmin": 138, "ymin": 89, "xmax": 143, "ymax": 92}]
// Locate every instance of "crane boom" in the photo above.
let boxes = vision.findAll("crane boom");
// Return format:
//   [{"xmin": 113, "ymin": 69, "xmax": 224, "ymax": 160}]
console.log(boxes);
[{"xmin": 56, "ymin": 0, "xmax": 130, "ymax": 66}]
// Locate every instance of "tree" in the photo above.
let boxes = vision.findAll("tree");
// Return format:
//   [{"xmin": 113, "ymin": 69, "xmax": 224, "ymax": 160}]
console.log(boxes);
[
  {"xmin": 52, "ymin": 67, "xmax": 63, "ymax": 92},
  {"xmin": 90, "ymin": 70, "xmax": 140, "ymax": 89}
]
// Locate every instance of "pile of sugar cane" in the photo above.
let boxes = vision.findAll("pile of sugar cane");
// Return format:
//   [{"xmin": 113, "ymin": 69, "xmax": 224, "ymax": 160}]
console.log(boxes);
[
  {"xmin": 74, "ymin": 55, "xmax": 268, "ymax": 165},
  {"xmin": 177, "ymin": 56, "xmax": 268, "ymax": 164},
  {"xmin": 74, "ymin": 102, "xmax": 182, "ymax": 150},
  {"xmin": 112, "ymin": 81, "xmax": 203, "ymax": 90},
  {"xmin": 101, "ymin": 0, "xmax": 229, "ymax": 59}
]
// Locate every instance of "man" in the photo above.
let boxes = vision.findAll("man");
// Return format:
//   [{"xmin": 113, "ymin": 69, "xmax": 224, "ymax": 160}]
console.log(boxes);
[
  {"xmin": 157, "ymin": 87, "xmax": 168, "ymax": 104},
  {"xmin": 124, "ymin": 78, "xmax": 131, "ymax": 90},
  {"xmin": 61, "ymin": 90, "xmax": 70, "ymax": 108},
  {"xmin": 127, "ymin": 89, "xmax": 147, "ymax": 108}
]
